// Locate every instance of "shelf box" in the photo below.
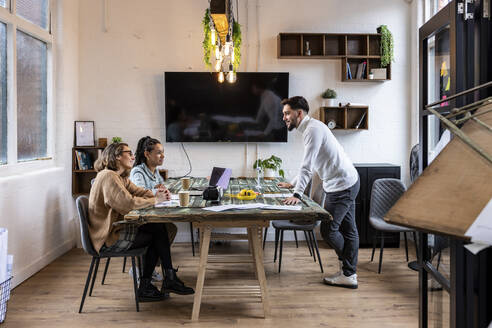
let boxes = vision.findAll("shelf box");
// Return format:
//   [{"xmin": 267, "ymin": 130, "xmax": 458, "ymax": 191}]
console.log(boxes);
[
  {"xmin": 324, "ymin": 35, "xmax": 345, "ymax": 56},
  {"xmin": 278, "ymin": 34, "xmax": 302, "ymax": 56},
  {"xmin": 369, "ymin": 35, "xmax": 381, "ymax": 56},
  {"xmin": 303, "ymin": 34, "xmax": 324, "ymax": 56},
  {"xmin": 321, "ymin": 106, "xmax": 368, "ymax": 130},
  {"xmin": 347, "ymin": 35, "xmax": 367, "ymax": 56},
  {"xmin": 346, "ymin": 107, "xmax": 368, "ymax": 130}
]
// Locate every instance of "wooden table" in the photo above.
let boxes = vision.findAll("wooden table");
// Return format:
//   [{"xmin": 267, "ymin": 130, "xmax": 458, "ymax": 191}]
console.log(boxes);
[{"xmin": 125, "ymin": 177, "xmax": 331, "ymax": 321}]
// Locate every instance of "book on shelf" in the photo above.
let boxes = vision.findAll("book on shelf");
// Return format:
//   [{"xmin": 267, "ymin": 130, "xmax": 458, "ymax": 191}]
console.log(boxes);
[
  {"xmin": 75, "ymin": 150, "xmax": 93, "ymax": 170},
  {"xmin": 356, "ymin": 61, "xmax": 367, "ymax": 79},
  {"xmin": 353, "ymin": 112, "xmax": 367, "ymax": 129},
  {"xmin": 346, "ymin": 62, "xmax": 352, "ymax": 79}
]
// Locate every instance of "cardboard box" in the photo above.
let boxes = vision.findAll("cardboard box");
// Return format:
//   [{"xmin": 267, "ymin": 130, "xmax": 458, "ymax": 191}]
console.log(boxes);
[{"xmin": 371, "ymin": 68, "xmax": 387, "ymax": 79}]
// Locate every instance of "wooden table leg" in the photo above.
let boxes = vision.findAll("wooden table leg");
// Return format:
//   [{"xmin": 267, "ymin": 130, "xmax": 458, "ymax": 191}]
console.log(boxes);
[
  {"xmin": 192, "ymin": 226, "xmax": 212, "ymax": 321},
  {"xmin": 250, "ymin": 225, "xmax": 271, "ymax": 317},
  {"xmin": 247, "ymin": 228, "xmax": 258, "ymax": 279}
]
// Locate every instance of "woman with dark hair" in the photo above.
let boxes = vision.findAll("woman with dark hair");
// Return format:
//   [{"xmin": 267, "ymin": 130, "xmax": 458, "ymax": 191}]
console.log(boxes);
[
  {"xmin": 130, "ymin": 137, "xmax": 178, "ymax": 241},
  {"xmin": 89, "ymin": 143, "xmax": 194, "ymax": 303},
  {"xmin": 130, "ymin": 136, "xmax": 178, "ymax": 282}
]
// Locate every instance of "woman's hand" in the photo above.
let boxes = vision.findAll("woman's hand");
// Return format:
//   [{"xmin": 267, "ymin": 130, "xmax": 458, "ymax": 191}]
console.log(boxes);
[
  {"xmin": 155, "ymin": 189, "xmax": 170, "ymax": 204},
  {"xmin": 277, "ymin": 182, "xmax": 294, "ymax": 189}
]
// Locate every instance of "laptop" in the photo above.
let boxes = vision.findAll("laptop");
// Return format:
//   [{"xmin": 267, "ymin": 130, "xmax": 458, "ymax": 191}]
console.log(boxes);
[{"xmin": 188, "ymin": 167, "xmax": 232, "ymax": 196}]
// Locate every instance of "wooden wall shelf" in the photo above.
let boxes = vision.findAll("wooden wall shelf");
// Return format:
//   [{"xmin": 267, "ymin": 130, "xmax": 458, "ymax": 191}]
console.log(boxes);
[
  {"xmin": 72, "ymin": 146, "xmax": 104, "ymax": 196},
  {"xmin": 320, "ymin": 105, "xmax": 368, "ymax": 130},
  {"xmin": 277, "ymin": 33, "xmax": 391, "ymax": 82}
]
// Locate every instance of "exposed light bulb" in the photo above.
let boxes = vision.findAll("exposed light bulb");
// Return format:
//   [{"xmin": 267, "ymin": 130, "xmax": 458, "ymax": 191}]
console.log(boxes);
[
  {"xmin": 215, "ymin": 59, "xmax": 222, "ymax": 72},
  {"xmin": 211, "ymin": 28, "xmax": 216, "ymax": 45},
  {"xmin": 227, "ymin": 71, "xmax": 236, "ymax": 83},
  {"xmin": 215, "ymin": 46, "xmax": 220, "ymax": 60},
  {"xmin": 218, "ymin": 72, "xmax": 225, "ymax": 83}
]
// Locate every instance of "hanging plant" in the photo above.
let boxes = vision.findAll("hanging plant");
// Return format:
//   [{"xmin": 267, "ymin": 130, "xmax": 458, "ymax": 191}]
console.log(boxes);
[
  {"xmin": 378, "ymin": 25, "xmax": 394, "ymax": 67},
  {"xmin": 202, "ymin": 9, "xmax": 212, "ymax": 70},
  {"xmin": 202, "ymin": 9, "xmax": 242, "ymax": 71},
  {"xmin": 232, "ymin": 21, "xmax": 241, "ymax": 71}
]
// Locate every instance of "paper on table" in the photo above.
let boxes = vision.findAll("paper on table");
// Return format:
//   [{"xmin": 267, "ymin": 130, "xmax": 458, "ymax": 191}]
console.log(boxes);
[
  {"xmin": 465, "ymin": 198, "xmax": 492, "ymax": 245},
  {"xmin": 262, "ymin": 193, "xmax": 293, "ymax": 198},
  {"xmin": 203, "ymin": 203, "xmax": 301, "ymax": 212},
  {"xmin": 155, "ymin": 200, "xmax": 180, "ymax": 208},
  {"xmin": 170, "ymin": 194, "xmax": 179, "ymax": 200}
]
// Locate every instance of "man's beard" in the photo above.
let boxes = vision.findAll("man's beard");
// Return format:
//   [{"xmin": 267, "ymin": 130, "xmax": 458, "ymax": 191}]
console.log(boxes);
[{"xmin": 287, "ymin": 123, "xmax": 296, "ymax": 131}]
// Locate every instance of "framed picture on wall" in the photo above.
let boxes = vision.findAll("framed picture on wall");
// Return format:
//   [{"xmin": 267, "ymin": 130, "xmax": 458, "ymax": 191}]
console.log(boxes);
[{"xmin": 74, "ymin": 121, "xmax": 95, "ymax": 147}]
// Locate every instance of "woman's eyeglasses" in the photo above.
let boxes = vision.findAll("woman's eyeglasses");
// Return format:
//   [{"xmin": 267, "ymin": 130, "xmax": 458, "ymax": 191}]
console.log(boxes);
[{"xmin": 121, "ymin": 150, "xmax": 134, "ymax": 157}]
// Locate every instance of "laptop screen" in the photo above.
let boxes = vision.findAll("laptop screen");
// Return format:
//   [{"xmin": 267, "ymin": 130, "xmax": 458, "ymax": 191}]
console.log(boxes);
[{"xmin": 209, "ymin": 167, "xmax": 232, "ymax": 190}]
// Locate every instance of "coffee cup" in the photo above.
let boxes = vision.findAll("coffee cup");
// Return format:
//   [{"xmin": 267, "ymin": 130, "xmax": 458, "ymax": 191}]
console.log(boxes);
[
  {"xmin": 178, "ymin": 191, "xmax": 190, "ymax": 207},
  {"xmin": 181, "ymin": 177, "xmax": 191, "ymax": 190}
]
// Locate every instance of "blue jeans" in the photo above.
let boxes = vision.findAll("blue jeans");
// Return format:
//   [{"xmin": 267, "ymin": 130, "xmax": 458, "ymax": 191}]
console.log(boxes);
[{"xmin": 323, "ymin": 178, "xmax": 360, "ymax": 276}]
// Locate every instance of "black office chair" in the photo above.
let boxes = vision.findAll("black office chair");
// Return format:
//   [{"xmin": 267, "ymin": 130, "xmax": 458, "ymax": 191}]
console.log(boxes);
[
  {"xmin": 269, "ymin": 179, "xmax": 325, "ymax": 273},
  {"xmin": 76, "ymin": 195, "xmax": 147, "ymax": 312}
]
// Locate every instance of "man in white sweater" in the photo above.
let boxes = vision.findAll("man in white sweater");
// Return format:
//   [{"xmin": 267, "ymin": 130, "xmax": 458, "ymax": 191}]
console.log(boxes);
[{"xmin": 279, "ymin": 96, "xmax": 360, "ymax": 289}]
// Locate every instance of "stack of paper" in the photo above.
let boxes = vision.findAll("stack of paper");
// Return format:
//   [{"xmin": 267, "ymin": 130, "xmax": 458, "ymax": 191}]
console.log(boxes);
[{"xmin": 203, "ymin": 203, "xmax": 302, "ymax": 212}]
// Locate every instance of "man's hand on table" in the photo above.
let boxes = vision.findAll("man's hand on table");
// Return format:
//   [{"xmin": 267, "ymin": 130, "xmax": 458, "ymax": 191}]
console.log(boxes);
[
  {"xmin": 277, "ymin": 182, "xmax": 294, "ymax": 189},
  {"xmin": 283, "ymin": 196, "xmax": 300, "ymax": 205}
]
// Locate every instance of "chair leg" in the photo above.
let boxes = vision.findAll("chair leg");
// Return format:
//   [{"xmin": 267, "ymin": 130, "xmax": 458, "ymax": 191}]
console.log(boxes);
[
  {"xmin": 190, "ymin": 222, "xmax": 195, "ymax": 256},
  {"xmin": 89, "ymin": 257, "xmax": 100, "ymax": 296},
  {"xmin": 307, "ymin": 231, "xmax": 316, "ymax": 262},
  {"xmin": 294, "ymin": 230, "xmax": 298, "ymax": 248},
  {"xmin": 274, "ymin": 228, "xmax": 279, "ymax": 262},
  {"xmin": 304, "ymin": 231, "xmax": 313, "ymax": 256},
  {"xmin": 378, "ymin": 233, "xmax": 385, "ymax": 274},
  {"xmin": 404, "ymin": 232, "xmax": 409, "ymax": 262},
  {"xmin": 130, "ymin": 257, "xmax": 140, "ymax": 312},
  {"xmin": 122, "ymin": 257, "xmax": 127, "ymax": 273},
  {"xmin": 436, "ymin": 251, "xmax": 442, "ymax": 271},
  {"xmin": 412, "ymin": 231, "xmax": 419, "ymax": 260},
  {"xmin": 262, "ymin": 226, "xmax": 268, "ymax": 250},
  {"xmin": 278, "ymin": 230, "xmax": 284, "ymax": 273},
  {"xmin": 79, "ymin": 257, "xmax": 96, "ymax": 313},
  {"xmin": 101, "ymin": 258, "xmax": 110, "ymax": 285},
  {"xmin": 371, "ymin": 233, "xmax": 377, "ymax": 262},
  {"xmin": 310, "ymin": 230, "xmax": 324, "ymax": 273},
  {"xmin": 137, "ymin": 256, "xmax": 143, "ymax": 279}
]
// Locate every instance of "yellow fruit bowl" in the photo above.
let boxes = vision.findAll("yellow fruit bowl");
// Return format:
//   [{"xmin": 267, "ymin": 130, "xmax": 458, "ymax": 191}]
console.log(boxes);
[{"xmin": 236, "ymin": 189, "xmax": 257, "ymax": 200}]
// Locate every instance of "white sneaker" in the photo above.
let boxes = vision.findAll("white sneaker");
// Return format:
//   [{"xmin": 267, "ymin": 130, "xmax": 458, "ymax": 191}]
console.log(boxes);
[
  {"xmin": 324, "ymin": 261, "xmax": 344, "ymax": 280},
  {"xmin": 323, "ymin": 273, "xmax": 358, "ymax": 289}
]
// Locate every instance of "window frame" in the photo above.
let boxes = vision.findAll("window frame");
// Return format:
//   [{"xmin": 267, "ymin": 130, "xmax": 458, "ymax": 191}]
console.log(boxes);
[{"xmin": 0, "ymin": 0, "xmax": 55, "ymax": 173}]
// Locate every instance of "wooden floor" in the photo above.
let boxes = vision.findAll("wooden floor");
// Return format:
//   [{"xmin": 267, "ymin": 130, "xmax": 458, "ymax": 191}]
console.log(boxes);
[{"xmin": 6, "ymin": 240, "xmax": 423, "ymax": 327}]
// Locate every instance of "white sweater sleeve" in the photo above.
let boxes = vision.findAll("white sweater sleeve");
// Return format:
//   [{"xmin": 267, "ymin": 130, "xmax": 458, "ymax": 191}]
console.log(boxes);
[{"xmin": 294, "ymin": 127, "xmax": 321, "ymax": 196}]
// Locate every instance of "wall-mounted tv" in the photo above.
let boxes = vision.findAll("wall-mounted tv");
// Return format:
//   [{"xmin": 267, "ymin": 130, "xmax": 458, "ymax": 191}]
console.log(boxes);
[{"xmin": 165, "ymin": 72, "xmax": 289, "ymax": 142}]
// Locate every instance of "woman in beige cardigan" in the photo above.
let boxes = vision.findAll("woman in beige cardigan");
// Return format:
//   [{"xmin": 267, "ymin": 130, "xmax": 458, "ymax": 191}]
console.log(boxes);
[{"xmin": 89, "ymin": 142, "xmax": 194, "ymax": 302}]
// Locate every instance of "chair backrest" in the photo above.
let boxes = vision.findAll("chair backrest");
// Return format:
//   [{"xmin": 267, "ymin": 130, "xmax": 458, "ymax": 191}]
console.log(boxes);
[
  {"xmin": 75, "ymin": 195, "xmax": 98, "ymax": 256},
  {"xmin": 409, "ymin": 144, "xmax": 420, "ymax": 184},
  {"xmin": 369, "ymin": 178, "xmax": 406, "ymax": 220}
]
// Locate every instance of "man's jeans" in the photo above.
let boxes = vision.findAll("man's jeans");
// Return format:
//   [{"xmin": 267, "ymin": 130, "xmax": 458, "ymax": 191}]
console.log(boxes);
[{"xmin": 323, "ymin": 178, "xmax": 360, "ymax": 276}]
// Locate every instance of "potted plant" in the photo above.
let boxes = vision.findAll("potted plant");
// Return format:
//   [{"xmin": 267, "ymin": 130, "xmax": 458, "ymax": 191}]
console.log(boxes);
[
  {"xmin": 111, "ymin": 136, "xmax": 122, "ymax": 143},
  {"xmin": 377, "ymin": 25, "xmax": 394, "ymax": 68},
  {"xmin": 253, "ymin": 155, "xmax": 285, "ymax": 179},
  {"xmin": 321, "ymin": 88, "xmax": 337, "ymax": 107}
]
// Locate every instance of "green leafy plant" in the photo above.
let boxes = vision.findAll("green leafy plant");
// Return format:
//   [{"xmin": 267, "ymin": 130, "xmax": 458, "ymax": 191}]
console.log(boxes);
[
  {"xmin": 202, "ymin": 9, "xmax": 242, "ymax": 71},
  {"xmin": 378, "ymin": 25, "xmax": 394, "ymax": 67},
  {"xmin": 321, "ymin": 88, "xmax": 337, "ymax": 99},
  {"xmin": 253, "ymin": 155, "xmax": 285, "ymax": 178},
  {"xmin": 111, "ymin": 137, "xmax": 122, "ymax": 144}
]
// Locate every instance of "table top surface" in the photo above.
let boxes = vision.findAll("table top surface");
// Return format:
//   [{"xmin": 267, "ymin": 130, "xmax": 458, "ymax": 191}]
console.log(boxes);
[{"xmin": 125, "ymin": 177, "xmax": 331, "ymax": 223}]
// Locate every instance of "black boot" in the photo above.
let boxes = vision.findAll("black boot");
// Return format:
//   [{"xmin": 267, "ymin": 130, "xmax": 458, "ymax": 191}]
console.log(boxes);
[
  {"xmin": 138, "ymin": 278, "xmax": 169, "ymax": 302},
  {"xmin": 162, "ymin": 268, "xmax": 195, "ymax": 295}
]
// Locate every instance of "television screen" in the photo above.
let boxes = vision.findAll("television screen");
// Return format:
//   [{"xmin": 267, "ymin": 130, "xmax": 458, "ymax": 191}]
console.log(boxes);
[{"xmin": 165, "ymin": 72, "xmax": 289, "ymax": 142}]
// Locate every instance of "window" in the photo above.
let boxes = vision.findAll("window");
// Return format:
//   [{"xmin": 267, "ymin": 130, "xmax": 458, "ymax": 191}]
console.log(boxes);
[
  {"xmin": 0, "ymin": 23, "xmax": 6, "ymax": 164},
  {"xmin": 424, "ymin": 0, "xmax": 452, "ymax": 22},
  {"xmin": 0, "ymin": 1, "xmax": 52, "ymax": 166}
]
